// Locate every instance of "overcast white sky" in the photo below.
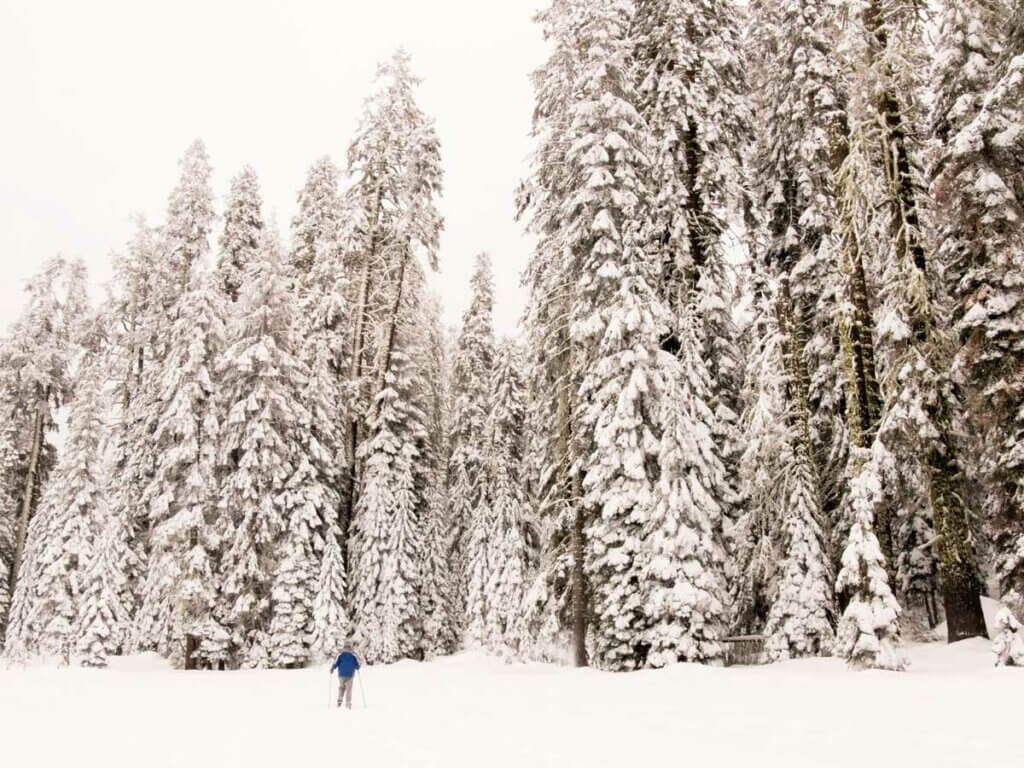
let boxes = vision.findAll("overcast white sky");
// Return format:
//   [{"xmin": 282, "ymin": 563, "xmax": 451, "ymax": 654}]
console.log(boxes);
[{"xmin": 0, "ymin": 0, "xmax": 546, "ymax": 337}]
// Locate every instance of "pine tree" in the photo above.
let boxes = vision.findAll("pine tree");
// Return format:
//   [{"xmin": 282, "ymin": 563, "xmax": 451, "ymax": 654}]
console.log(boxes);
[
  {"xmin": 310, "ymin": 520, "xmax": 349, "ymax": 660},
  {"xmin": 850, "ymin": 0, "xmax": 987, "ymax": 641},
  {"xmin": 290, "ymin": 156, "xmax": 343, "ymax": 282},
  {"xmin": 107, "ymin": 219, "xmax": 165, "ymax": 632},
  {"xmin": 835, "ymin": 446, "xmax": 908, "ymax": 670},
  {"xmin": 163, "ymin": 139, "xmax": 215, "ymax": 300},
  {"xmin": 931, "ymin": 0, "xmax": 1024, "ymax": 614},
  {"xmin": 75, "ymin": 505, "xmax": 132, "ymax": 668},
  {"xmin": 519, "ymin": 0, "xmax": 590, "ymax": 665},
  {"xmin": 480, "ymin": 342, "xmax": 530, "ymax": 652},
  {"xmin": 644, "ymin": 309, "xmax": 731, "ymax": 665},
  {"xmin": 218, "ymin": 166, "xmax": 264, "ymax": 302},
  {"xmin": 342, "ymin": 51, "xmax": 444, "ymax": 560},
  {"xmin": 633, "ymin": 0, "xmax": 750, "ymax": 452},
  {"xmin": 350, "ymin": 346, "xmax": 427, "ymax": 663},
  {"xmin": 0, "ymin": 257, "xmax": 88, "ymax": 635},
  {"xmin": 216, "ymin": 253, "xmax": 323, "ymax": 668},
  {"xmin": 451, "ymin": 254, "xmax": 496, "ymax": 642},
  {"xmin": 4, "ymin": 357, "xmax": 108, "ymax": 662},
  {"xmin": 417, "ymin": 294, "xmax": 457, "ymax": 657},
  {"xmin": 291, "ymin": 178, "xmax": 350, "ymax": 534},
  {"xmin": 132, "ymin": 270, "xmax": 227, "ymax": 668}
]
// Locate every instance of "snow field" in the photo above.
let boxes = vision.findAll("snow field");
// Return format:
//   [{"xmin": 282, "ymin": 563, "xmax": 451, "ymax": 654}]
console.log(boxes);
[{"xmin": 2, "ymin": 640, "xmax": 1021, "ymax": 768}]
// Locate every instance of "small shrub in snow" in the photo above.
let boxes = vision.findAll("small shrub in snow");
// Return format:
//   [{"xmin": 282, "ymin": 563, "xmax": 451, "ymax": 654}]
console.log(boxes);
[{"xmin": 992, "ymin": 606, "xmax": 1024, "ymax": 667}]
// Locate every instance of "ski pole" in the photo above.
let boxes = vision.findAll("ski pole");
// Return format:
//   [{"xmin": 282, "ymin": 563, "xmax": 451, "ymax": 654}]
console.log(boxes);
[
  {"xmin": 328, "ymin": 672, "xmax": 334, "ymax": 710},
  {"xmin": 357, "ymin": 669, "xmax": 367, "ymax": 709}
]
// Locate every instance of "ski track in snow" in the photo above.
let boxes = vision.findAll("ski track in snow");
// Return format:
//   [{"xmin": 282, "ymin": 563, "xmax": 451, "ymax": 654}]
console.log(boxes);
[{"xmin": 2, "ymin": 640, "xmax": 1021, "ymax": 768}]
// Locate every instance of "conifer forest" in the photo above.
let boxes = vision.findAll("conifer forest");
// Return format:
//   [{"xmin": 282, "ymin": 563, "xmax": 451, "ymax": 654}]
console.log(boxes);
[{"xmin": 3, "ymin": 0, "xmax": 1024, "ymax": 678}]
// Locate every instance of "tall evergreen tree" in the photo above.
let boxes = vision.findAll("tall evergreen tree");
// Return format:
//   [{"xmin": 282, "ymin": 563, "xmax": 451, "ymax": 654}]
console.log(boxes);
[
  {"xmin": 633, "ymin": 0, "xmax": 750, "ymax": 444},
  {"xmin": 163, "ymin": 139, "xmax": 215, "ymax": 300},
  {"xmin": 451, "ymin": 254, "xmax": 496, "ymax": 642},
  {"xmin": 519, "ymin": 0, "xmax": 590, "ymax": 665},
  {"xmin": 0, "ymin": 257, "xmax": 87, "ymax": 634},
  {"xmin": 350, "ymin": 346, "xmax": 427, "ymax": 663},
  {"xmin": 132, "ymin": 271, "xmax": 228, "ymax": 668},
  {"xmin": 218, "ymin": 166, "xmax": 265, "ymax": 302},
  {"xmin": 341, "ymin": 51, "xmax": 444, "ymax": 560},
  {"xmin": 290, "ymin": 157, "xmax": 343, "ymax": 282},
  {"xmin": 481, "ymin": 342, "xmax": 530, "ymax": 652},
  {"xmin": 4, "ymin": 356, "xmax": 108, "ymax": 662},
  {"xmin": 75, "ymin": 504, "xmax": 133, "ymax": 668},
  {"xmin": 854, "ymin": 0, "xmax": 986, "ymax": 641},
  {"xmin": 931, "ymin": 0, "xmax": 1024, "ymax": 615},
  {"xmin": 417, "ymin": 294, "xmax": 457, "ymax": 656},
  {"xmin": 216, "ymin": 253, "xmax": 327, "ymax": 668},
  {"xmin": 644, "ymin": 308, "xmax": 732, "ymax": 665}
]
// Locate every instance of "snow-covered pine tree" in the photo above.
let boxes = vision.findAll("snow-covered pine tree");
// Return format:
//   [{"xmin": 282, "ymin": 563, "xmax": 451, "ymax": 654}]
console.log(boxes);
[
  {"xmin": 835, "ymin": 445, "xmax": 908, "ymax": 670},
  {"xmin": 747, "ymin": 0, "xmax": 849, "ymax": 520},
  {"xmin": 74, "ymin": 503, "xmax": 133, "ymax": 668},
  {"xmin": 350, "ymin": 345, "xmax": 428, "ymax": 663},
  {"xmin": 341, "ymin": 51, "xmax": 444, "ymax": 558},
  {"xmin": 536, "ymin": 0, "xmax": 663, "ymax": 671},
  {"xmin": 163, "ymin": 139, "xmax": 215, "ymax": 302},
  {"xmin": 0, "ymin": 257, "xmax": 88, "ymax": 636},
  {"xmin": 116, "ymin": 143, "xmax": 216, "ymax": 634},
  {"xmin": 992, "ymin": 605, "xmax": 1024, "ymax": 666},
  {"xmin": 632, "ymin": 0, "xmax": 750, "ymax": 489},
  {"xmin": 519, "ymin": 0, "xmax": 590, "ymax": 665},
  {"xmin": 4, "ymin": 352, "xmax": 108, "ymax": 663},
  {"xmin": 848, "ymin": 0, "xmax": 986, "ymax": 641},
  {"xmin": 296, "ymin": 255, "xmax": 349, "ymax": 662},
  {"xmin": 216, "ymin": 252, "xmax": 324, "ymax": 668},
  {"xmin": 452, "ymin": 254, "xmax": 496, "ymax": 645},
  {"xmin": 732, "ymin": 296, "xmax": 783, "ymax": 634},
  {"xmin": 107, "ymin": 219, "xmax": 165, "ymax": 629},
  {"xmin": 284, "ymin": 157, "xmax": 352, "ymax": 664},
  {"xmin": 290, "ymin": 156, "xmax": 343, "ymax": 283},
  {"xmin": 480, "ymin": 341, "xmax": 530, "ymax": 653},
  {"xmin": 289, "ymin": 160, "xmax": 350, "ymax": 537},
  {"xmin": 218, "ymin": 166, "xmax": 264, "ymax": 302},
  {"xmin": 644, "ymin": 308, "xmax": 732, "ymax": 665},
  {"xmin": 310, "ymin": 520, "xmax": 349, "ymax": 660},
  {"xmin": 734, "ymin": 286, "xmax": 835, "ymax": 657},
  {"xmin": 132, "ymin": 270, "xmax": 228, "ymax": 668},
  {"xmin": 417, "ymin": 294, "xmax": 457, "ymax": 657},
  {"xmin": 931, "ymin": 0, "xmax": 1024, "ymax": 616}
]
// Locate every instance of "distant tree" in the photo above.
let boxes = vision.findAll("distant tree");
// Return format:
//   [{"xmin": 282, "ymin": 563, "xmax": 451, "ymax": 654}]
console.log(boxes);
[{"xmin": 218, "ymin": 166, "xmax": 264, "ymax": 301}]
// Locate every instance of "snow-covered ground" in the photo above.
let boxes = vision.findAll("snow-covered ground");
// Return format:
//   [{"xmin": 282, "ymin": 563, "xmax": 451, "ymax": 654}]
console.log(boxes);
[{"xmin": 2, "ymin": 641, "xmax": 1020, "ymax": 768}]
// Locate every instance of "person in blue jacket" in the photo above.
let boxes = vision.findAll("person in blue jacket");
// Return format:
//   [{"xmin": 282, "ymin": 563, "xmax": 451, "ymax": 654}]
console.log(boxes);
[{"xmin": 330, "ymin": 642, "xmax": 361, "ymax": 709}]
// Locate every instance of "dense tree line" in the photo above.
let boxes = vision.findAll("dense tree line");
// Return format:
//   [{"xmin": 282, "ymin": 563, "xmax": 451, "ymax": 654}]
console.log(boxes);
[{"xmin": 2, "ymin": 0, "xmax": 1023, "ymax": 672}]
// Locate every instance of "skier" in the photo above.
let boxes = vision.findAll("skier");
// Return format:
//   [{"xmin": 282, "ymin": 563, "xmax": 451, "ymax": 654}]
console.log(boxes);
[{"xmin": 330, "ymin": 642, "xmax": 362, "ymax": 709}]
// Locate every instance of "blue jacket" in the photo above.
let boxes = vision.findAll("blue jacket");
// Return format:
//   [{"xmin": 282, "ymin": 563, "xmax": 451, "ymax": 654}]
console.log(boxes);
[{"xmin": 331, "ymin": 651, "xmax": 361, "ymax": 678}]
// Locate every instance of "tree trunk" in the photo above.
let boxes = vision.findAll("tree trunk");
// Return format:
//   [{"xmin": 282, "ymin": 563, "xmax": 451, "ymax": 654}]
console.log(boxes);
[
  {"xmin": 184, "ymin": 634, "xmax": 198, "ymax": 670},
  {"xmin": 8, "ymin": 396, "xmax": 46, "ymax": 620},
  {"xmin": 929, "ymin": 400, "xmax": 988, "ymax": 641},
  {"xmin": 556, "ymin": 344, "xmax": 587, "ymax": 667}
]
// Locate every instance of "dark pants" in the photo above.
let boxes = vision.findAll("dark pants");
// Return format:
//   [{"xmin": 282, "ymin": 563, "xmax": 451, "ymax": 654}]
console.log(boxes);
[{"xmin": 338, "ymin": 675, "xmax": 354, "ymax": 709}]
